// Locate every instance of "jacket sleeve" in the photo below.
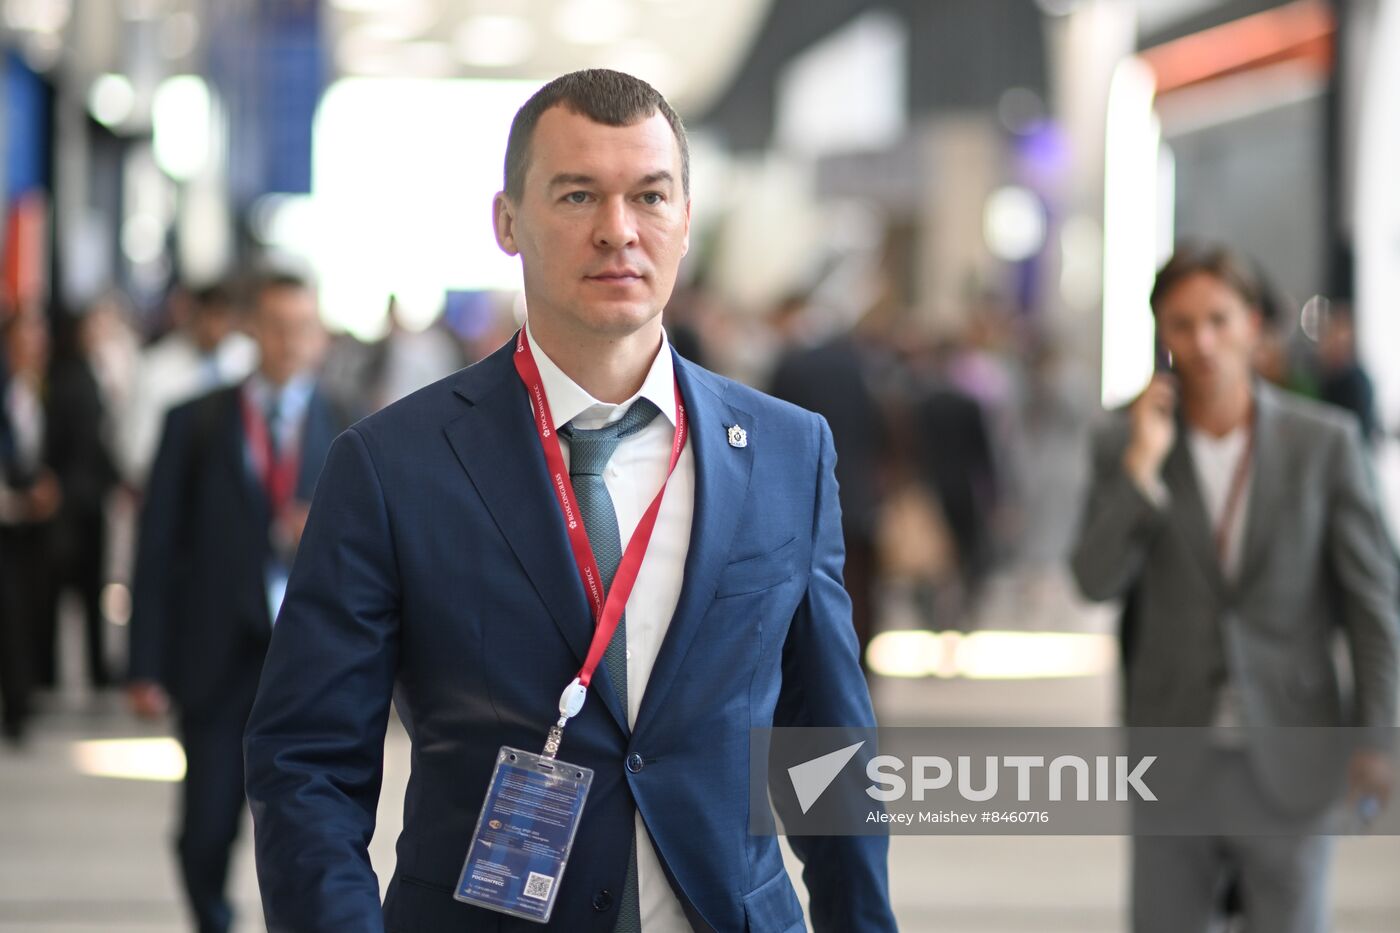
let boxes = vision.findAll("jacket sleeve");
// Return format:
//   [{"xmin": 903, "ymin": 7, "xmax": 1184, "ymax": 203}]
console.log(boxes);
[
  {"xmin": 244, "ymin": 426, "xmax": 400, "ymax": 933},
  {"xmin": 773, "ymin": 416, "xmax": 898, "ymax": 933},
  {"xmin": 1325, "ymin": 419, "xmax": 1399, "ymax": 730},
  {"xmin": 1069, "ymin": 419, "xmax": 1169, "ymax": 602},
  {"xmin": 127, "ymin": 404, "xmax": 194, "ymax": 685}
]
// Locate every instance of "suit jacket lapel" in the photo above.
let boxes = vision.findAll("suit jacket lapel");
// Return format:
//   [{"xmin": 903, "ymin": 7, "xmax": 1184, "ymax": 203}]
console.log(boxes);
[
  {"xmin": 442, "ymin": 338, "xmax": 629, "ymax": 734},
  {"xmin": 1161, "ymin": 424, "xmax": 1228, "ymax": 595},
  {"xmin": 225, "ymin": 385, "xmax": 269, "ymax": 525},
  {"xmin": 634, "ymin": 353, "xmax": 754, "ymax": 739},
  {"xmin": 1235, "ymin": 385, "xmax": 1282, "ymax": 592}
]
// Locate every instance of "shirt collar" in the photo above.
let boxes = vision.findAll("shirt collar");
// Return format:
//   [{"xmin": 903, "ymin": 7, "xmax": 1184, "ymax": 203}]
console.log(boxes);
[
  {"xmin": 246, "ymin": 371, "xmax": 316, "ymax": 419},
  {"xmin": 1188, "ymin": 423, "xmax": 1248, "ymax": 452},
  {"xmin": 525, "ymin": 324, "xmax": 677, "ymax": 431}
]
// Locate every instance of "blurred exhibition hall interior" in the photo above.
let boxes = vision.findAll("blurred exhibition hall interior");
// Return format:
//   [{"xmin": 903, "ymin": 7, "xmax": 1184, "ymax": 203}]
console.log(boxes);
[{"xmin": 2, "ymin": 0, "xmax": 1400, "ymax": 930}]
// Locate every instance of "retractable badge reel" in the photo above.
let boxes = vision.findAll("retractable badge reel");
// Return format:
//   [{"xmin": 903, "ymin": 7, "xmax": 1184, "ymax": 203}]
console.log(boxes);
[{"xmin": 454, "ymin": 680, "xmax": 593, "ymax": 923}]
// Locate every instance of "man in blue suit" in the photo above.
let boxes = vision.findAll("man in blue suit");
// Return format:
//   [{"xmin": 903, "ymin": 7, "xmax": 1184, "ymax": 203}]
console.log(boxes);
[
  {"xmin": 244, "ymin": 70, "xmax": 897, "ymax": 933},
  {"xmin": 128, "ymin": 273, "xmax": 338, "ymax": 933}
]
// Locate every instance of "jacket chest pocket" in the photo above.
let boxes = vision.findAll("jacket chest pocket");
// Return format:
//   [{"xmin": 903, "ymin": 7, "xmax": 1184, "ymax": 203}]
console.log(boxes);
[{"xmin": 715, "ymin": 537, "xmax": 800, "ymax": 599}]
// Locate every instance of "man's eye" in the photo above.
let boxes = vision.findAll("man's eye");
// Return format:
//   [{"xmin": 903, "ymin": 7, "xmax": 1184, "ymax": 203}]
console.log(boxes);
[
  {"xmin": 565, "ymin": 191, "xmax": 590, "ymax": 204},
  {"xmin": 639, "ymin": 192, "xmax": 664, "ymax": 205}
]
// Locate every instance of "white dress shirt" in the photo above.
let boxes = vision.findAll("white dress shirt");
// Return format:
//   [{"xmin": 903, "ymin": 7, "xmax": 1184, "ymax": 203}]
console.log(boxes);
[
  {"xmin": 243, "ymin": 372, "xmax": 318, "ymax": 623},
  {"xmin": 0, "ymin": 376, "xmax": 45, "ymax": 524},
  {"xmin": 1187, "ymin": 425, "xmax": 1253, "ymax": 731},
  {"xmin": 527, "ymin": 325, "xmax": 695, "ymax": 933}
]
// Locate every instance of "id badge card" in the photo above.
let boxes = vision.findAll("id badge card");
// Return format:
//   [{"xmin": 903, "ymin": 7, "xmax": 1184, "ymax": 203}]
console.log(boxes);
[{"xmin": 454, "ymin": 746, "xmax": 593, "ymax": 923}]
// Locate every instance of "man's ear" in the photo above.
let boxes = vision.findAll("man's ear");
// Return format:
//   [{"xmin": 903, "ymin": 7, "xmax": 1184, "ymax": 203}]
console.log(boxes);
[
  {"xmin": 680, "ymin": 198, "xmax": 692, "ymax": 258},
  {"xmin": 493, "ymin": 192, "xmax": 519, "ymax": 256}
]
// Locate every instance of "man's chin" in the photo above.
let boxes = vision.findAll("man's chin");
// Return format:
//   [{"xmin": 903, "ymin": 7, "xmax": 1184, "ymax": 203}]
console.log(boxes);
[{"xmin": 572, "ymin": 303, "xmax": 664, "ymax": 337}]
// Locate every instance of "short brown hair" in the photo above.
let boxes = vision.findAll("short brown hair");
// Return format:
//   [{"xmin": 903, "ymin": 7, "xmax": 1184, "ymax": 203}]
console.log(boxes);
[
  {"xmin": 1150, "ymin": 243, "xmax": 1265, "ymax": 317},
  {"xmin": 246, "ymin": 270, "xmax": 313, "ymax": 314},
  {"xmin": 503, "ymin": 69, "xmax": 689, "ymax": 202}
]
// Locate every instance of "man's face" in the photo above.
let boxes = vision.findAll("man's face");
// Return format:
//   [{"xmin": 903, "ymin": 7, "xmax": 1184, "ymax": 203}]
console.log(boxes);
[
  {"xmin": 4, "ymin": 310, "xmax": 48, "ymax": 376},
  {"xmin": 1155, "ymin": 271, "xmax": 1261, "ymax": 394},
  {"xmin": 493, "ymin": 106, "xmax": 690, "ymax": 341},
  {"xmin": 250, "ymin": 286, "xmax": 326, "ymax": 386},
  {"xmin": 190, "ymin": 302, "xmax": 235, "ymax": 353}
]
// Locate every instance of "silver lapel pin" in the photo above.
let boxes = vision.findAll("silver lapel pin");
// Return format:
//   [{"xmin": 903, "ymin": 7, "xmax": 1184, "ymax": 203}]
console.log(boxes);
[{"xmin": 727, "ymin": 424, "xmax": 748, "ymax": 449}]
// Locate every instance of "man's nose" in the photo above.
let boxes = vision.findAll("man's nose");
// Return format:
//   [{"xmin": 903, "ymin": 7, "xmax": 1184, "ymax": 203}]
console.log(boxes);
[{"xmin": 593, "ymin": 197, "xmax": 638, "ymax": 249}]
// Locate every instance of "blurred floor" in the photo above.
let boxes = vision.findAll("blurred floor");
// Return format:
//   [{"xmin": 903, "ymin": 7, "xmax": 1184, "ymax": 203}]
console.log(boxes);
[{"xmin": 2, "ymin": 571, "xmax": 1398, "ymax": 932}]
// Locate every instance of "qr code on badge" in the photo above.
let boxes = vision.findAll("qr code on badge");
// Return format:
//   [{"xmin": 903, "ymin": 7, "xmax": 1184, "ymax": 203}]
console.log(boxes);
[{"xmin": 522, "ymin": 871, "xmax": 554, "ymax": 901}]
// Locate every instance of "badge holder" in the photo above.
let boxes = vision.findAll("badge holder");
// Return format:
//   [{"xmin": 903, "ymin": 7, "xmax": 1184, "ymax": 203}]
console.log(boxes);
[{"xmin": 455, "ymin": 682, "xmax": 592, "ymax": 923}]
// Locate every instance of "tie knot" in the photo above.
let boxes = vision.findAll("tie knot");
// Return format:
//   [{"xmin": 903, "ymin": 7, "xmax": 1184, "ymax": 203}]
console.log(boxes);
[{"xmin": 560, "ymin": 398, "xmax": 660, "ymax": 476}]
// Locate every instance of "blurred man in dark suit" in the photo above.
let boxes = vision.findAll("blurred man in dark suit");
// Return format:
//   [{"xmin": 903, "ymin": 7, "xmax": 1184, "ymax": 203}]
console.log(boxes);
[
  {"xmin": 127, "ymin": 273, "xmax": 338, "ymax": 933},
  {"xmin": 0, "ymin": 306, "xmax": 61, "ymax": 745},
  {"xmin": 42, "ymin": 311, "xmax": 121, "ymax": 689},
  {"xmin": 769, "ymin": 295, "xmax": 889, "ymax": 671}
]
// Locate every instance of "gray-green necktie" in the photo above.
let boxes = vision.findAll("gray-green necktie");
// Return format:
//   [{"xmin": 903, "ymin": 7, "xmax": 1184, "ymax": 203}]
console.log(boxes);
[{"xmin": 557, "ymin": 398, "xmax": 659, "ymax": 932}]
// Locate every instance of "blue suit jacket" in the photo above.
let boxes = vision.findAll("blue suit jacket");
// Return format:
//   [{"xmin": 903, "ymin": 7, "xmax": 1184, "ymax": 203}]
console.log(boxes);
[{"xmin": 244, "ymin": 337, "xmax": 897, "ymax": 932}]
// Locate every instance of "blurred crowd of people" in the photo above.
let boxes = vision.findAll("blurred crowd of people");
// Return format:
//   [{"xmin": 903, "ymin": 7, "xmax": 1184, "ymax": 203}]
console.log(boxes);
[
  {"xmin": 1, "ymin": 251, "xmax": 1383, "ymax": 745},
  {"xmin": 0, "ymin": 280, "xmax": 488, "ymax": 747},
  {"xmin": 0, "ymin": 237, "xmax": 1392, "ymax": 933}
]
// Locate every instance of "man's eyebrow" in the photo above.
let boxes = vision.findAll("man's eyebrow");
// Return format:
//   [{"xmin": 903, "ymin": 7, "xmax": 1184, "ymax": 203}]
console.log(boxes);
[
  {"xmin": 548, "ymin": 173, "xmax": 596, "ymax": 189},
  {"xmin": 546, "ymin": 171, "xmax": 676, "ymax": 189}
]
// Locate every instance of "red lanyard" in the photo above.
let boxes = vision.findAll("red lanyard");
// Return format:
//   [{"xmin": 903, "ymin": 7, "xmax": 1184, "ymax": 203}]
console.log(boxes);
[
  {"xmin": 1213, "ymin": 428, "xmax": 1254, "ymax": 566},
  {"xmin": 512, "ymin": 326, "xmax": 687, "ymax": 690},
  {"xmin": 240, "ymin": 387, "xmax": 301, "ymax": 517}
]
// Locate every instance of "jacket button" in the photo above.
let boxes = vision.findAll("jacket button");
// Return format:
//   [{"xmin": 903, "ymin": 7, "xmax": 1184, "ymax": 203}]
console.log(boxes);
[
  {"xmin": 593, "ymin": 889, "xmax": 613, "ymax": 911},
  {"xmin": 626, "ymin": 753, "xmax": 644, "ymax": 773}
]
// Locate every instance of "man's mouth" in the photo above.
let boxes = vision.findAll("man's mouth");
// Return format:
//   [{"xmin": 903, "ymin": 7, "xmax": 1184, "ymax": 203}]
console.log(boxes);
[{"xmin": 586, "ymin": 269, "xmax": 643, "ymax": 283}]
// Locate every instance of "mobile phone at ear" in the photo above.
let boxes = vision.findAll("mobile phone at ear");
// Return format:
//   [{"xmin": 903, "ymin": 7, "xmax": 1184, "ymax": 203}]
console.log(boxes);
[{"xmin": 1154, "ymin": 337, "xmax": 1174, "ymax": 374}]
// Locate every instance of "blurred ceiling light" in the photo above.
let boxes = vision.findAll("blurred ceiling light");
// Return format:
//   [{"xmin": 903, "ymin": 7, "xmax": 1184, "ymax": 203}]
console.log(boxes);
[
  {"xmin": 249, "ymin": 194, "xmax": 314, "ymax": 247},
  {"xmin": 72, "ymin": 737, "xmax": 186, "ymax": 782},
  {"xmin": 955, "ymin": 631, "xmax": 1116, "ymax": 680},
  {"xmin": 152, "ymin": 75, "xmax": 212, "ymax": 181},
  {"xmin": 554, "ymin": 0, "xmax": 634, "ymax": 45},
  {"xmin": 353, "ymin": 18, "xmax": 424, "ymax": 42},
  {"xmin": 88, "ymin": 73, "xmax": 136, "ymax": 128},
  {"xmin": 314, "ymin": 78, "xmax": 536, "ymax": 338},
  {"xmin": 22, "ymin": 31, "xmax": 61, "ymax": 71},
  {"xmin": 866, "ymin": 630, "xmax": 1116, "ymax": 680},
  {"xmin": 1299, "ymin": 294, "xmax": 1330, "ymax": 342},
  {"xmin": 4, "ymin": 0, "xmax": 71, "ymax": 33},
  {"xmin": 121, "ymin": 0, "xmax": 161, "ymax": 20},
  {"xmin": 329, "ymin": 0, "xmax": 399, "ymax": 10},
  {"xmin": 400, "ymin": 40, "xmax": 457, "ymax": 77},
  {"xmin": 350, "ymin": 0, "xmax": 439, "ymax": 43},
  {"xmin": 1101, "ymin": 56, "xmax": 1162, "ymax": 409},
  {"xmin": 121, "ymin": 213, "xmax": 165, "ymax": 264},
  {"xmin": 997, "ymin": 86, "xmax": 1045, "ymax": 135},
  {"xmin": 983, "ymin": 186, "xmax": 1047, "ymax": 262},
  {"xmin": 160, "ymin": 9, "xmax": 199, "ymax": 59},
  {"xmin": 607, "ymin": 39, "xmax": 674, "ymax": 92},
  {"xmin": 455, "ymin": 15, "xmax": 535, "ymax": 67},
  {"xmin": 865, "ymin": 630, "xmax": 946, "ymax": 679},
  {"xmin": 338, "ymin": 28, "xmax": 398, "ymax": 75}
]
